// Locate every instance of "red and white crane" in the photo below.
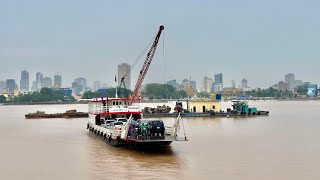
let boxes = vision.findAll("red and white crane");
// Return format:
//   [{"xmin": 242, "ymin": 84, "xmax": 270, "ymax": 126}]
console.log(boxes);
[{"xmin": 130, "ymin": 25, "xmax": 164, "ymax": 104}]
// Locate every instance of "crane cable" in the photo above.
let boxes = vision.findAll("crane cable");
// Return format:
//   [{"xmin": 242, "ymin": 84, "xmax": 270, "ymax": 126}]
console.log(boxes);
[{"xmin": 121, "ymin": 38, "xmax": 154, "ymax": 80}]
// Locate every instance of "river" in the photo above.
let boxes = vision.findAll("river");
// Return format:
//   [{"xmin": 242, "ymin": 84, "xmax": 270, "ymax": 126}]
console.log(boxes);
[{"xmin": 0, "ymin": 101, "xmax": 319, "ymax": 180}]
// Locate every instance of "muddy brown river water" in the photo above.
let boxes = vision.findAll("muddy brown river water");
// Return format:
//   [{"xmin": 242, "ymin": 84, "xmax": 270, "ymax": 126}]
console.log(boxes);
[{"xmin": 0, "ymin": 101, "xmax": 319, "ymax": 179}]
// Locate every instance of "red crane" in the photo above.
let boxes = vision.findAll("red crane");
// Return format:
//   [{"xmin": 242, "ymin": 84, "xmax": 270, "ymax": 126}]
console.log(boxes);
[{"xmin": 130, "ymin": 25, "xmax": 164, "ymax": 104}]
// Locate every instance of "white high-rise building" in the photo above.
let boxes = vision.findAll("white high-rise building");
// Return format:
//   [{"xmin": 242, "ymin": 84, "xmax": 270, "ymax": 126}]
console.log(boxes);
[
  {"xmin": 117, "ymin": 63, "xmax": 131, "ymax": 90},
  {"xmin": 285, "ymin": 73, "xmax": 295, "ymax": 91},
  {"xmin": 202, "ymin": 76, "xmax": 213, "ymax": 93}
]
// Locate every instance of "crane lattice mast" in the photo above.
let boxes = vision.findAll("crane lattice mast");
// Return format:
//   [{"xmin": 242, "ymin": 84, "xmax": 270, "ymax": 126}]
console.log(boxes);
[{"xmin": 130, "ymin": 25, "xmax": 164, "ymax": 104}]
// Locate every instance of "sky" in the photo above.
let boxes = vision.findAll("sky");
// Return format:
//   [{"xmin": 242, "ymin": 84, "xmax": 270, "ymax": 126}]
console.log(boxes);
[{"xmin": 1, "ymin": 0, "xmax": 320, "ymax": 90}]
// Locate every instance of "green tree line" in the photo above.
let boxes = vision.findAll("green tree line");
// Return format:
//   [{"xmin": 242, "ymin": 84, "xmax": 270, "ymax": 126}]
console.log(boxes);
[
  {"xmin": 82, "ymin": 84, "xmax": 188, "ymax": 100},
  {"xmin": 9, "ymin": 87, "xmax": 74, "ymax": 103}
]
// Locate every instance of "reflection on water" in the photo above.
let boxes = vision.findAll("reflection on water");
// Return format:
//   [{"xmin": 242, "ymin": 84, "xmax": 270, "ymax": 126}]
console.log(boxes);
[
  {"xmin": 1, "ymin": 101, "xmax": 320, "ymax": 179},
  {"xmin": 86, "ymin": 133, "xmax": 184, "ymax": 180}
]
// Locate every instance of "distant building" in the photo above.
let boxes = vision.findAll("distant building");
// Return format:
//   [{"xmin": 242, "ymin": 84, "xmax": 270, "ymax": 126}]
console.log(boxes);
[
  {"xmin": 54, "ymin": 74, "xmax": 62, "ymax": 87},
  {"xmin": 36, "ymin": 72, "xmax": 44, "ymax": 90},
  {"xmin": 285, "ymin": 73, "xmax": 295, "ymax": 91},
  {"xmin": 6, "ymin": 79, "xmax": 16, "ymax": 94},
  {"xmin": 189, "ymin": 80, "xmax": 197, "ymax": 90},
  {"xmin": 74, "ymin": 78, "xmax": 87, "ymax": 88},
  {"xmin": 279, "ymin": 81, "xmax": 289, "ymax": 92},
  {"xmin": 202, "ymin": 76, "xmax": 213, "ymax": 93},
  {"xmin": 31, "ymin": 81, "xmax": 38, "ymax": 92},
  {"xmin": 20, "ymin": 70, "xmax": 29, "ymax": 92},
  {"xmin": 167, "ymin": 80, "xmax": 179, "ymax": 89},
  {"xmin": 214, "ymin": 73, "xmax": 223, "ymax": 92},
  {"xmin": 213, "ymin": 83, "xmax": 223, "ymax": 93},
  {"xmin": 92, "ymin": 81, "xmax": 101, "ymax": 92},
  {"xmin": 241, "ymin": 78, "xmax": 248, "ymax": 89},
  {"xmin": 118, "ymin": 63, "xmax": 131, "ymax": 90},
  {"xmin": 214, "ymin": 73, "xmax": 223, "ymax": 84},
  {"xmin": 51, "ymin": 87, "xmax": 72, "ymax": 97},
  {"xmin": 73, "ymin": 78, "xmax": 87, "ymax": 94},
  {"xmin": 43, "ymin": 77, "xmax": 53, "ymax": 88},
  {"xmin": 307, "ymin": 84, "xmax": 318, "ymax": 97},
  {"xmin": 0, "ymin": 81, "xmax": 6, "ymax": 93}
]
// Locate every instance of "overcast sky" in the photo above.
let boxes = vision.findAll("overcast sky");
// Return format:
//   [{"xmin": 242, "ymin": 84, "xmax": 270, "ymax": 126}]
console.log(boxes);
[{"xmin": 1, "ymin": 0, "xmax": 319, "ymax": 89}]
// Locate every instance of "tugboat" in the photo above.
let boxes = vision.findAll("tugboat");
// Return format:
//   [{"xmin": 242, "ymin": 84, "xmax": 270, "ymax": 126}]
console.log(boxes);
[{"xmin": 87, "ymin": 25, "xmax": 187, "ymax": 147}]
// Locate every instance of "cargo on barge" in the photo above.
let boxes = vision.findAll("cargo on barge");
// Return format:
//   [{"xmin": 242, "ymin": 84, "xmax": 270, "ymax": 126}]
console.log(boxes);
[{"xmin": 25, "ymin": 110, "xmax": 89, "ymax": 119}]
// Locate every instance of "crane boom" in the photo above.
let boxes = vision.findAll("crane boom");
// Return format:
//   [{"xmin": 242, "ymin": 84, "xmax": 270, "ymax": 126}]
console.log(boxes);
[{"xmin": 130, "ymin": 25, "xmax": 164, "ymax": 103}]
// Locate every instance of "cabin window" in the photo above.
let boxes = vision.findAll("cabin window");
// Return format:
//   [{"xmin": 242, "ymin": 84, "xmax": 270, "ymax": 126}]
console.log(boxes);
[
  {"xmin": 116, "ymin": 101, "xmax": 119, "ymax": 105},
  {"xmin": 113, "ymin": 102, "xmax": 115, "ymax": 105}
]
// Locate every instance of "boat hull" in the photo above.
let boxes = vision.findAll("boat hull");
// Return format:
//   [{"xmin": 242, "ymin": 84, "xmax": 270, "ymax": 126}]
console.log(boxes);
[{"xmin": 87, "ymin": 124, "xmax": 173, "ymax": 148}]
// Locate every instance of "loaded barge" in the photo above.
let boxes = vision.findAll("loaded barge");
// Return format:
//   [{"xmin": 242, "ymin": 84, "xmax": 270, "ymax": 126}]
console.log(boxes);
[
  {"xmin": 86, "ymin": 97, "xmax": 187, "ymax": 147},
  {"xmin": 25, "ymin": 110, "xmax": 88, "ymax": 119},
  {"xmin": 143, "ymin": 100, "xmax": 269, "ymax": 118}
]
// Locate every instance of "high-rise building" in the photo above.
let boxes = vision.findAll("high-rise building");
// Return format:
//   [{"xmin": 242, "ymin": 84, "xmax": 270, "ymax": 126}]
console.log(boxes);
[
  {"xmin": 214, "ymin": 73, "xmax": 223, "ymax": 92},
  {"xmin": 6, "ymin": 79, "xmax": 16, "ymax": 94},
  {"xmin": 73, "ymin": 78, "xmax": 87, "ymax": 94},
  {"xmin": 285, "ymin": 73, "xmax": 295, "ymax": 91},
  {"xmin": 74, "ymin": 78, "xmax": 87, "ymax": 89},
  {"xmin": 118, "ymin": 63, "xmax": 131, "ymax": 90},
  {"xmin": 202, "ymin": 76, "xmax": 213, "ymax": 93},
  {"xmin": 241, "ymin": 78, "xmax": 248, "ymax": 89},
  {"xmin": 214, "ymin": 73, "xmax": 223, "ymax": 84},
  {"xmin": 20, "ymin": 70, "xmax": 29, "ymax": 92},
  {"xmin": 54, "ymin": 74, "xmax": 62, "ymax": 87},
  {"xmin": 43, "ymin": 77, "xmax": 53, "ymax": 88},
  {"xmin": 36, "ymin": 72, "xmax": 44, "ymax": 89},
  {"xmin": 92, "ymin": 81, "xmax": 101, "ymax": 92}
]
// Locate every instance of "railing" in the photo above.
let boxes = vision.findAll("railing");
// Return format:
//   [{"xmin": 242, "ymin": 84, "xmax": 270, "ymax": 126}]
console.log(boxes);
[{"xmin": 89, "ymin": 103, "xmax": 141, "ymax": 114}]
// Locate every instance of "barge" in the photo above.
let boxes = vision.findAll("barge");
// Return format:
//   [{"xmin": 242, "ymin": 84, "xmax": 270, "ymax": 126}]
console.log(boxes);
[
  {"xmin": 143, "ymin": 100, "xmax": 269, "ymax": 118},
  {"xmin": 25, "ymin": 110, "xmax": 88, "ymax": 119},
  {"xmin": 87, "ymin": 97, "xmax": 187, "ymax": 147}
]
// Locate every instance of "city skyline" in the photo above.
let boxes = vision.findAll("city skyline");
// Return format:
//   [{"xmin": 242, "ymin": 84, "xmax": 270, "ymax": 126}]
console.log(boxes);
[
  {"xmin": 1, "ymin": 1, "xmax": 320, "ymax": 88},
  {"xmin": 0, "ymin": 68, "xmax": 315, "ymax": 94}
]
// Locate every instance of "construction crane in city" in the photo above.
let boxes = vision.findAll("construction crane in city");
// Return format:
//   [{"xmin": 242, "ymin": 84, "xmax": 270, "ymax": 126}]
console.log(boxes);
[{"xmin": 129, "ymin": 25, "xmax": 164, "ymax": 104}]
